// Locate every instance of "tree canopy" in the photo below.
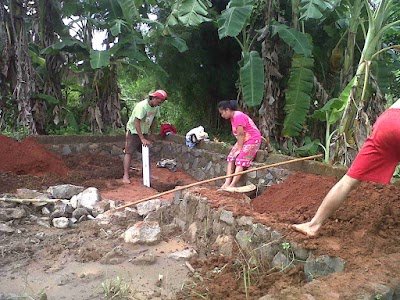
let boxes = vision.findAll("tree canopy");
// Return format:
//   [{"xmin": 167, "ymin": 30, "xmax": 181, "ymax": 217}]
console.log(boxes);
[{"xmin": 0, "ymin": 0, "xmax": 399, "ymax": 165}]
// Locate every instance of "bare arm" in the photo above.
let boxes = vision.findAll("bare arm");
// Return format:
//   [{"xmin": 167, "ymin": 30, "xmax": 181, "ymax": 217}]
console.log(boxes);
[
  {"xmin": 234, "ymin": 126, "xmax": 245, "ymax": 155},
  {"xmin": 134, "ymin": 118, "xmax": 151, "ymax": 146},
  {"xmin": 149, "ymin": 117, "xmax": 157, "ymax": 141}
]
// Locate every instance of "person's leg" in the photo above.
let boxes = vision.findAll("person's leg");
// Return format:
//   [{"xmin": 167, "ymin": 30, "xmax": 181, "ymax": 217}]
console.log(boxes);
[
  {"xmin": 221, "ymin": 143, "xmax": 240, "ymax": 189},
  {"xmin": 221, "ymin": 161, "xmax": 235, "ymax": 189},
  {"xmin": 292, "ymin": 175, "xmax": 360, "ymax": 236},
  {"xmin": 228, "ymin": 165, "xmax": 244, "ymax": 187},
  {"xmin": 227, "ymin": 142, "xmax": 260, "ymax": 188},
  {"xmin": 122, "ymin": 132, "xmax": 139, "ymax": 184},
  {"xmin": 122, "ymin": 153, "xmax": 132, "ymax": 183}
]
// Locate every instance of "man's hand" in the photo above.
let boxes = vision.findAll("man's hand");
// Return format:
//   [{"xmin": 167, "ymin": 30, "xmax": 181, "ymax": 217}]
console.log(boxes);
[
  {"xmin": 149, "ymin": 133, "xmax": 156, "ymax": 143},
  {"xmin": 141, "ymin": 138, "xmax": 152, "ymax": 146}
]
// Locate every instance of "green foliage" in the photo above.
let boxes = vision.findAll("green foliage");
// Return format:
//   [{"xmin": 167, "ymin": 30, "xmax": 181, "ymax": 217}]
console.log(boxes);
[
  {"xmin": 36, "ymin": 93, "xmax": 60, "ymax": 105},
  {"xmin": 240, "ymin": 51, "xmax": 264, "ymax": 107},
  {"xmin": 311, "ymin": 78, "xmax": 354, "ymax": 162},
  {"xmin": 282, "ymin": 55, "xmax": 314, "ymax": 137},
  {"xmin": 41, "ymin": 37, "xmax": 89, "ymax": 55},
  {"xmin": 0, "ymin": 127, "xmax": 29, "ymax": 141},
  {"xmin": 217, "ymin": 1, "xmax": 254, "ymax": 38},
  {"xmin": 270, "ymin": 22, "xmax": 313, "ymax": 57},
  {"xmin": 152, "ymin": 19, "xmax": 240, "ymax": 132},
  {"xmin": 117, "ymin": 0, "xmax": 140, "ymax": 21},
  {"xmin": 167, "ymin": 35, "xmax": 189, "ymax": 52},
  {"xmin": 277, "ymin": 136, "xmax": 320, "ymax": 157},
  {"xmin": 374, "ymin": 294, "xmax": 382, "ymax": 300},
  {"xmin": 90, "ymin": 50, "xmax": 111, "ymax": 69},
  {"xmin": 216, "ymin": 0, "xmax": 265, "ymax": 107},
  {"xmin": 312, "ymin": 97, "xmax": 344, "ymax": 125},
  {"xmin": 101, "ymin": 276, "xmax": 132, "ymax": 299},
  {"xmin": 299, "ymin": 0, "xmax": 338, "ymax": 21},
  {"xmin": 394, "ymin": 165, "xmax": 400, "ymax": 179},
  {"xmin": 372, "ymin": 59, "xmax": 395, "ymax": 95},
  {"xmin": 167, "ymin": 0, "xmax": 212, "ymax": 27},
  {"xmin": 294, "ymin": 137, "xmax": 320, "ymax": 156}
]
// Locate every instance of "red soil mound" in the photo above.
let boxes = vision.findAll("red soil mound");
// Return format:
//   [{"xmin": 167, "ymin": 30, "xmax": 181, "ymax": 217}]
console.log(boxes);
[
  {"xmin": 0, "ymin": 134, "xmax": 68, "ymax": 177},
  {"xmin": 252, "ymin": 172, "xmax": 338, "ymax": 219},
  {"xmin": 250, "ymin": 172, "xmax": 400, "ymax": 260}
]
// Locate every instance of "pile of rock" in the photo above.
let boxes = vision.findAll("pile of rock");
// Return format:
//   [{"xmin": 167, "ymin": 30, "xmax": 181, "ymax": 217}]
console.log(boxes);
[{"xmin": 0, "ymin": 184, "xmax": 111, "ymax": 230}]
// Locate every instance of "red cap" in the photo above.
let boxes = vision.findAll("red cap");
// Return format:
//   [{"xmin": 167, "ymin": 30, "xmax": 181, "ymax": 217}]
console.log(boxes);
[{"xmin": 149, "ymin": 90, "xmax": 167, "ymax": 100}]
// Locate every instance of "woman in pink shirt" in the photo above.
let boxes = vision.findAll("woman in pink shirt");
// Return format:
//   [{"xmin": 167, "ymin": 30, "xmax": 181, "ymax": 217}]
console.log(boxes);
[{"xmin": 218, "ymin": 100, "xmax": 262, "ymax": 189}]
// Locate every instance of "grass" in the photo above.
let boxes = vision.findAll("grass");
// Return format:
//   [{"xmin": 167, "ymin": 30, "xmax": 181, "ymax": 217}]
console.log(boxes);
[{"xmin": 101, "ymin": 276, "xmax": 132, "ymax": 299}]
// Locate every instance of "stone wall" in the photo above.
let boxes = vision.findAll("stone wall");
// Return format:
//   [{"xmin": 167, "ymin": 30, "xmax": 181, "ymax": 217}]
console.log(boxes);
[
  {"xmin": 34, "ymin": 134, "xmax": 348, "ymax": 193},
  {"xmin": 163, "ymin": 189, "xmax": 400, "ymax": 298}
]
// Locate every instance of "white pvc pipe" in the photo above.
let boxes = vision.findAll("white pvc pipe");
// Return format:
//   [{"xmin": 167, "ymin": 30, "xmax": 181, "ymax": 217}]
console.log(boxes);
[{"xmin": 142, "ymin": 145, "xmax": 150, "ymax": 187}]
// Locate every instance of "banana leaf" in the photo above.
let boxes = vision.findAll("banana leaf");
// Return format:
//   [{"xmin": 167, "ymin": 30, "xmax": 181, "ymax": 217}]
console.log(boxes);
[
  {"xmin": 217, "ymin": 3, "xmax": 253, "ymax": 38},
  {"xmin": 168, "ymin": 0, "xmax": 212, "ymax": 27},
  {"xmin": 282, "ymin": 55, "xmax": 314, "ymax": 137},
  {"xmin": 90, "ymin": 50, "xmax": 111, "ymax": 69},
  {"xmin": 168, "ymin": 36, "xmax": 189, "ymax": 53},
  {"xmin": 299, "ymin": 0, "xmax": 338, "ymax": 21},
  {"xmin": 41, "ymin": 38, "xmax": 89, "ymax": 55},
  {"xmin": 240, "ymin": 51, "xmax": 264, "ymax": 107},
  {"xmin": 270, "ymin": 22, "xmax": 313, "ymax": 57},
  {"xmin": 36, "ymin": 93, "xmax": 60, "ymax": 105}
]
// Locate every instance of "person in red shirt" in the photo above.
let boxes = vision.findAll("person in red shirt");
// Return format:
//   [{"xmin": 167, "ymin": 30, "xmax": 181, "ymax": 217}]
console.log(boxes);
[{"xmin": 293, "ymin": 98, "xmax": 400, "ymax": 236}]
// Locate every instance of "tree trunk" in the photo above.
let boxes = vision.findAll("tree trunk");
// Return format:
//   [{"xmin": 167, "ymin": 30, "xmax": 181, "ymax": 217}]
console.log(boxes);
[
  {"xmin": 36, "ymin": 0, "xmax": 66, "ymax": 134},
  {"xmin": 87, "ymin": 65, "xmax": 122, "ymax": 133},
  {"xmin": 10, "ymin": 0, "xmax": 37, "ymax": 134},
  {"xmin": 339, "ymin": 0, "xmax": 363, "ymax": 90},
  {"xmin": 258, "ymin": 0, "xmax": 284, "ymax": 146}
]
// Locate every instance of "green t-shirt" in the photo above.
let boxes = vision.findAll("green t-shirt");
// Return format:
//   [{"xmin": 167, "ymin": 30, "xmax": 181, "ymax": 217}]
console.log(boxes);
[{"xmin": 126, "ymin": 99, "xmax": 161, "ymax": 135}]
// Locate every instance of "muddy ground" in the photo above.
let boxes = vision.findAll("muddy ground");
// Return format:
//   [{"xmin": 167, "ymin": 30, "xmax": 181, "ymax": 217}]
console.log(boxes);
[{"xmin": 1, "ymin": 134, "xmax": 400, "ymax": 299}]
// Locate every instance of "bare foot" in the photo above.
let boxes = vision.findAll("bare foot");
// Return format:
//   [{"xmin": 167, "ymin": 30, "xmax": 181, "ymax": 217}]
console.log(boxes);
[
  {"xmin": 122, "ymin": 176, "xmax": 131, "ymax": 184},
  {"xmin": 220, "ymin": 183, "xmax": 229, "ymax": 190},
  {"xmin": 291, "ymin": 222, "xmax": 319, "ymax": 237}
]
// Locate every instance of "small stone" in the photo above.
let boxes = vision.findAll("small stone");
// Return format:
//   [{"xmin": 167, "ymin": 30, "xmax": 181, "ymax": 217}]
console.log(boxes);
[
  {"xmin": 52, "ymin": 217, "xmax": 69, "ymax": 229},
  {"xmin": 0, "ymin": 223, "xmax": 15, "ymax": 234}
]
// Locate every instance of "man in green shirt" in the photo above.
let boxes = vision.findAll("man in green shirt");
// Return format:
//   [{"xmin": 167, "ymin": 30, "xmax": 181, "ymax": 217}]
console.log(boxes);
[{"xmin": 123, "ymin": 90, "xmax": 167, "ymax": 184}]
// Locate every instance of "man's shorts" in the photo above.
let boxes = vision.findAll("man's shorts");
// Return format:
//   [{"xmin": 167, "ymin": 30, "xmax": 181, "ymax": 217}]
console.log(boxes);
[
  {"xmin": 347, "ymin": 108, "xmax": 400, "ymax": 184},
  {"xmin": 124, "ymin": 132, "xmax": 148, "ymax": 154}
]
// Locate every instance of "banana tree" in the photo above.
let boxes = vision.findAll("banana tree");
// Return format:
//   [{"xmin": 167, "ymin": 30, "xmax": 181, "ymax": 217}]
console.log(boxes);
[
  {"xmin": 312, "ymin": 78, "xmax": 354, "ymax": 162},
  {"xmin": 335, "ymin": 0, "xmax": 400, "ymax": 165},
  {"xmin": 1, "ymin": 0, "xmax": 38, "ymax": 134},
  {"xmin": 217, "ymin": 0, "xmax": 264, "ymax": 107},
  {"xmin": 258, "ymin": 0, "xmax": 336, "ymax": 138},
  {"xmin": 339, "ymin": 0, "xmax": 364, "ymax": 90}
]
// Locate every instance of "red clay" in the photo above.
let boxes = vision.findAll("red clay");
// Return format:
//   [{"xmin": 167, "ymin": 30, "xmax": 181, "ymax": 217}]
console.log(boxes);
[{"xmin": 0, "ymin": 134, "xmax": 69, "ymax": 177}]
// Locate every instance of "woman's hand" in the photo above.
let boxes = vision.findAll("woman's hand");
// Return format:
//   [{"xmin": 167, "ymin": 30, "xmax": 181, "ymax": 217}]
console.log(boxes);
[{"xmin": 232, "ymin": 149, "xmax": 241, "ymax": 157}]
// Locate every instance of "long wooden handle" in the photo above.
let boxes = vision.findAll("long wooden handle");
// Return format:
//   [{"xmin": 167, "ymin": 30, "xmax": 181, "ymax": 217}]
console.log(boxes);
[
  {"xmin": 0, "ymin": 198, "xmax": 62, "ymax": 203},
  {"xmin": 112, "ymin": 154, "xmax": 323, "ymax": 211}
]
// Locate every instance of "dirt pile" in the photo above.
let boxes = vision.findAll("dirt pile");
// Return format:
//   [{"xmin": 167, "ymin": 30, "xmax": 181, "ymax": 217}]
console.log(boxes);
[
  {"xmin": 0, "ymin": 134, "xmax": 68, "ymax": 177},
  {"xmin": 249, "ymin": 172, "xmax": 400, "ymax": 261}
]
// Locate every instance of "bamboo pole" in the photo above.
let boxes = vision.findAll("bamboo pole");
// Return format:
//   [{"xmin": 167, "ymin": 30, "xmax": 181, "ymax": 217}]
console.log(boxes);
[
  {"xmin": 0, "ymin": 198, "xmax": 62, "ymax": 204},
  {"xmin": 112, "ymin": 154, "xmax": 323, "ymax": 211}
]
